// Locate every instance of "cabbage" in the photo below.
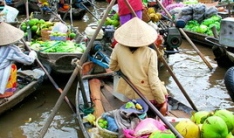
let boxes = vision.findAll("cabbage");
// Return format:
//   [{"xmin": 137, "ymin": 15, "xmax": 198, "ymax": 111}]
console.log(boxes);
[{"xmin": 199, "ymin": 25, "xmax": 208, "ymax": 33}]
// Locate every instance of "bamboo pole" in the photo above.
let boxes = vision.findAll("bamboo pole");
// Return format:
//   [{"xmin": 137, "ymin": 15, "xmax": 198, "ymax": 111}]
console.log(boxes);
[
  {"xmin": 118, "ymin": 71, "xmax": 183, "ymax": 138},
  {"xmin": 38, "ymin": 0, "xmax": 117, "ymax": 137}
]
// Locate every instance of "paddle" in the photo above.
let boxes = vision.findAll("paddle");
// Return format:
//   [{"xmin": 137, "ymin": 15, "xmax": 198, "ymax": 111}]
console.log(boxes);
[
  {"xmin": 21, "ymin": 39, "xmax": 76, "ymax": 113},
  {"xmin": 123, "ymin": 0, "xmax": 198, "ymax": 111},
  {"xmin": 38, "ymin": 0, "xmax": 117, "ymax": 137},
  {"xmin": 117, "ymin": 71, "xmax": 183, "ymax": 138}
]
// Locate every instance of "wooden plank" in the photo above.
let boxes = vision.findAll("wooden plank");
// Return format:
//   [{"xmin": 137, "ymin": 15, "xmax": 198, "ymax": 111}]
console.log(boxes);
[
  {"xmin": 100, "ymin": 88, "xmax": 114, "ymax": 112},
  {"xmin": 102, "ymin": 82, "xmax": 124, "ymax": 109},
  {"xmin": 169, "ymin": 110, "xmax": 191, "ymax": 118}
]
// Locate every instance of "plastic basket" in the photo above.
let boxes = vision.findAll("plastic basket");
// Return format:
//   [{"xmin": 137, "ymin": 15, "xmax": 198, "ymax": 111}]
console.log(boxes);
[
  {"xmin": 41, "ymin": 29, "xmax": 51, "ymax": 41},
  {"xmin": 96, "ymin": 116, "xmax": 118, "ymax": 138}
]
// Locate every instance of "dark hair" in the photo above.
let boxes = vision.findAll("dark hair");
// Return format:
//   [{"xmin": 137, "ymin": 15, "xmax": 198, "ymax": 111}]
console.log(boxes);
[{"xmin": 129, "ymin": 47, "xmax": 138, "ymax": 53}]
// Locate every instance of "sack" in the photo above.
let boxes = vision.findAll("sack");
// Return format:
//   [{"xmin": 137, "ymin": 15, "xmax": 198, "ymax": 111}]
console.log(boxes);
[{"xmin": 0, "ymin": 5, "xmax": 19, "ymax": 22}]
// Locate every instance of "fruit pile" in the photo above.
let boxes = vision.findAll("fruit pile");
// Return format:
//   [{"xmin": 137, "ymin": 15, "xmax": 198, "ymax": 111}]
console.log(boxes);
[
  {"xmin": 104, "ymin": 13, "xmax": 120, "ymax": 27},
  {"xmin": 97, "ymin": 117, "xmax": 108, "ymax": 129},
  {"xmin": 125, "ymin": 100, "xmax": 143, "ymax": 110},
  {"xmin": 175, "ymin": 109, "xmax": 234, "ymax": 138},
  {"xmin": 20, "ymin": 18, "xmax": 77, "ymax": 40},
  {"xmin": 20, "ymin": 18, "xmax": 54, "ymax": 39},
  {"xmin": 147, "ymin": 7, "xmax": 162, "ymax": 23}
]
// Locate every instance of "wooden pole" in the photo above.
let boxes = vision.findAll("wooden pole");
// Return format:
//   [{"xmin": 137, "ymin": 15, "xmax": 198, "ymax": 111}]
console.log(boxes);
[
  {"xmin": 155, "ymin": 0, "xmax": 213, "ymax": 70},
  {"xmin": 21, "ymin": 39, "xmax": 76, "ymax": 113},
  {"xmin": 118, "ymin": 71, "xmax": 183, "ymax": 138},
  {"xmin": 38, "ymin": 0, "xmax": 117, "ymax": 137}
]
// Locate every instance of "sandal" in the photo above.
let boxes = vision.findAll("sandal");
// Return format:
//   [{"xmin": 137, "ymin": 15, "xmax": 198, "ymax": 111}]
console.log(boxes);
[{"xmin": 0, "ymin": 92, "xmax": 14, "ymax": 98}]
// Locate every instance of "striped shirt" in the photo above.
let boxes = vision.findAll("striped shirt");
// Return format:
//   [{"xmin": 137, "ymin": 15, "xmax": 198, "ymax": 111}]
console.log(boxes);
[{"xmin": 0, "ymin": 44, "xmax": 35, "ymax": 94}]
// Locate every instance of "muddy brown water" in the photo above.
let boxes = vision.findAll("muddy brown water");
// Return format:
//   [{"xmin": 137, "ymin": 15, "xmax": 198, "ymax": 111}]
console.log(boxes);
[{"xmin": 1, "ymin": 1, "xmax": 234, "ymax": 138}]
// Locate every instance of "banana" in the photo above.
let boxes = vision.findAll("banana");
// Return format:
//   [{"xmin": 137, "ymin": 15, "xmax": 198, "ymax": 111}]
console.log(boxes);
[
  {"xmin": 190, "ymin": 111, "xmax": 211, "ymax": 124},
  {"xmin": 201, "ymin": 116, "xmax": 229, "ymax": 138},
  {"xmin": 147, "ymin": 7, "xmax": 156, "ymax": 14},
  {"xmin": 214, "ymin": 109, "xmax": 234, "ymax": 132},
  {"xmin": 175, "ymin": 119, "xmax": 200, "ymax": 138}
]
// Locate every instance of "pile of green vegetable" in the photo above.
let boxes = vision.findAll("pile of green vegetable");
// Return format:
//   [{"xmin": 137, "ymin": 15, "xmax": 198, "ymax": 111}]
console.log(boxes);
[
  {"xmin": 184, "ymin": 15, "xmax": 222, "ymax": 36},
  {"xmin": 29, "ymin": 40, "xmax": 86, "ymax": 53}
]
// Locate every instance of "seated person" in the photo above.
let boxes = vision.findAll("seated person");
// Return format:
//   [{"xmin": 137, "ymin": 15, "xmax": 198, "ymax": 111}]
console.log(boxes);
[{"xmin": 0, "ymin": 22, "xmax": 37, "ymax": 98}]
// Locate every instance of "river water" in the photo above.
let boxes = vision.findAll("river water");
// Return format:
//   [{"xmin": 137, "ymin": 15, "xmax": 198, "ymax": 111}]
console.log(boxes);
[{"xmin": 0, "ymin": 1, "xmax": 234, "ymax": 138}]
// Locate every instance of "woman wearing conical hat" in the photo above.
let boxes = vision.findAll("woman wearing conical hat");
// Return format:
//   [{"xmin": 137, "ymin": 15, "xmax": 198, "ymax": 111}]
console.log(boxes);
[
  {"xmin": 109, "ymin": 17, "xmax": 168, "ymax": 115},
  {"xmin": 0, "ymin": 22, "xmax": 37, "ymax": 98}
]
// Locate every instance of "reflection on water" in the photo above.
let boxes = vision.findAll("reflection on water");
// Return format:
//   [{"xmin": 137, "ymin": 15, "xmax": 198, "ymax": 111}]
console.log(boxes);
[
  {"xmin": 21, "ymin": 112, "xmax": 78, "ymax": 138},
  {"xmin": 161, "ymin": 40, "xmax": 234, "ymax": 111}
]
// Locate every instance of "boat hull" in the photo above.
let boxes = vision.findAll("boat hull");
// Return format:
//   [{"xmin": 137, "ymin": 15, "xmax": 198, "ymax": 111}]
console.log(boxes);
[{"xmin": 0, "ymin": 72, "xmax": 41, "ymax": 115}]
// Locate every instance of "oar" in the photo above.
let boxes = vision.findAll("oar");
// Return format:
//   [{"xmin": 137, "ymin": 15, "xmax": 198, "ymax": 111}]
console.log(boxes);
[
  {"xmin": 117, "ymin": 71, "xmax": 183, "ymax": 138},
  {"xmin": 38, "ymin": 0, "xmax": 117, "ymax": 137},
  {"xmin": 155, "ymin": 0, "xmax": 213, "ymax": 70},
  {"xmin": 123, "ymin": 0, "xmax": 198, "ymax": 111},
  {"xmin": 21, "ymin": 39, "xmax": 76, "ymax": 113}
]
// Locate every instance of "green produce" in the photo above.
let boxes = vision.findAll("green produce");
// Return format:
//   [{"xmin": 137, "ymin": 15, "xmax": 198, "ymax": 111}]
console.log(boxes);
[
  {"xmin": 125, "ymin": 101, "xmax": 135, "ymax": 109},
  {"xmin": 191, "ymin": 111, "xmax": 211, "ymax": 124},
  {"xmin": 28, "ymin": 18, "xmax": 39, "ymax": 26},
  {"xmin": 98, "ymin": 118, "xmax": 108, "ymax": 129},
  {"xmin": 31, "ymin": 25, "xmax": 38, "ymax": 32},
  {"xmin": 30, "ymin": 41, "xmax": 85, "ymax": 53},
  {"xmin": 175, "ymin": 119, "xmax": 200, "ymax": 138},
  {"xmin": 213, "ymin": 109, "xmax": 234, "ymax": 132},
  {"xmin": 69, "ymin": 32, "xmax": 76, "ymax": 39},
  {"xmin": 201, "ymin": 116, "xmax": 229, "ymax": 138},
  {"xmin": 21, "ymin": 25, "xmax": 27, "ymax": 31},
  {"xmin": 226, "ymin": 132, "xmax": 234, "ymax": 138},
  {"xmin": 198, "ymin": 25, "xmax": 208, "ymax": 34},
  {"xmin": 149, "ymin": 130, "xmax": 176, "ymax": 138}
]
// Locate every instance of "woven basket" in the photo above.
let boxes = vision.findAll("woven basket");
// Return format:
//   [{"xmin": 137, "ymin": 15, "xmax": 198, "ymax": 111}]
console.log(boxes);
[
  {"xmin": 41, "ymin": 29, "xmax": 51, "ymax": 41},
  {"xmin": 96, "ymin": 117, "xmax": 118, "ymax": 138}
]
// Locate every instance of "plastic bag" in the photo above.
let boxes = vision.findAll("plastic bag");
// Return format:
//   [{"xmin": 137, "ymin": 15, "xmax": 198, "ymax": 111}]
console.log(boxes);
[
  {"xmin": 0, "ymin": 5, "xmax": 18, "ymax": 22},
  {"xmin": 52, "ymin": 22, "xmax": 68, "ymax": 33},
  {"xmin": 134, "ymin": 118, "xmax": 166, "ymax": 137}
]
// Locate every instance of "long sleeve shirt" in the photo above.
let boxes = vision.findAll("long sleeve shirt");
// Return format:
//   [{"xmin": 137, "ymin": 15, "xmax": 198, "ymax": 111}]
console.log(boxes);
[
  {"xmin": 0, "ymin": 44, "xmax": 36, "ymax": 94},
  {"xmin": 109, "ymin": 43, "xmax": 168, "ymax": 104}
]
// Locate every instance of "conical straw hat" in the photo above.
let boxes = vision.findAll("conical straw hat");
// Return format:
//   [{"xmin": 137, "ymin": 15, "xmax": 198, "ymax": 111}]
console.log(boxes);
[
  {"xmin": 114, "ymin": 17, "xmax": 158, "ymax": 47},
  {"xmin": 0, "ymin": 22, "xmax": 24, "ymax": 46}
]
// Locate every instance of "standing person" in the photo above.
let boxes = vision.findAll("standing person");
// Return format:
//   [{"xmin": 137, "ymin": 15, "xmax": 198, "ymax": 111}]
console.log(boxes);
[
  {"xmin": 109, "ymin": 17, "xmax": 168, "ymax": 116},
  {"xmin": 117, "ymin": 0, "xmax": 144, "ymax": 25},
  {"xmin": 0, "ymin": 22, "xmax": 37, "ymax": 98}
]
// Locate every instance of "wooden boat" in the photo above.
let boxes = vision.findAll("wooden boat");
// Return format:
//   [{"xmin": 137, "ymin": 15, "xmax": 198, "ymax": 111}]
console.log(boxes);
[
  {"xmin": 0, "ymin": 69, "xmax": 42, "ymax": 115},
  {"xmin": 4, "ymin": 0, "xmax": 87, "ymax": 20},
  {"xmin": 183, "ymin": 29, "xmax": 214, "ymax": 47},
  {"xmin": 75, "ymin": 51, "xmax": 195, "ymax": 137}
]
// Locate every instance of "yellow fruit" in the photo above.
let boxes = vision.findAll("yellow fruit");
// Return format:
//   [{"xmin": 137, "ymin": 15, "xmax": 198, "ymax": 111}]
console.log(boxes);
[
  {"xmin": 147, "ymin": 7, "xmax": 155, "ymax": 14},
  {"xmin": 155, "ymin": 13, "xmax": 162, "ymax": 20},
  {"xmin": 149, "ymin": 13, "xmax": 159, "ymax": 22},
  {"xmin": 135, "ymin": 103, "xmax": 143, "ymax": 110},
  {"xmin": 175, "ymin": 120, "xmax": 200, "ymax": 138}
]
